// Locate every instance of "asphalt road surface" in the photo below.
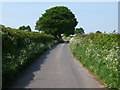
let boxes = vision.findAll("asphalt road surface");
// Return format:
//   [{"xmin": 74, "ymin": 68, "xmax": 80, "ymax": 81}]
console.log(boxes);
[{"xmin": 11, "ymin": 43, "xmax": 102, "ymax": 88}]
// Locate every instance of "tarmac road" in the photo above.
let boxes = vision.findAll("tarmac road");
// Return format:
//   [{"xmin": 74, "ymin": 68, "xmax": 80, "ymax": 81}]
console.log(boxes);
[{"xmin": 11, "ymin": 42, "xmax": 102, "ymax": 88}]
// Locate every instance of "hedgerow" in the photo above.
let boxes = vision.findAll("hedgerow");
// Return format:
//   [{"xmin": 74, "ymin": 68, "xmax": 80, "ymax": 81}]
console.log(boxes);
[
  {"xmin": 1, "ymin": 26, "xmax": 58, "ymax": 88},
  {"xmin": 70, "ymin": 33, "xmax": 120, "ymax": 88}
]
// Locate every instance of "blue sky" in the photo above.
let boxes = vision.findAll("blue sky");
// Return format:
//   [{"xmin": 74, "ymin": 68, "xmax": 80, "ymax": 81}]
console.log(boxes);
[{"xmin": 1, "ymin": 2, "xmax": 118, "ymax": 33}]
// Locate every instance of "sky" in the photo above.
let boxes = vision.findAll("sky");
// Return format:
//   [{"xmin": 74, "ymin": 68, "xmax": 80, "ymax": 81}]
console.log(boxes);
[{"xmin": 1, "ymin": 2, "xmax": 118, "ymax": 34}]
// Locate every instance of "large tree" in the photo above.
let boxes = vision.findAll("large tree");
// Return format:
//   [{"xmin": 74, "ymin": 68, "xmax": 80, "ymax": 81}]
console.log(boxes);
[{"xmin": 35, "ymin": 6, "xmax": 78, "ymax": 39}]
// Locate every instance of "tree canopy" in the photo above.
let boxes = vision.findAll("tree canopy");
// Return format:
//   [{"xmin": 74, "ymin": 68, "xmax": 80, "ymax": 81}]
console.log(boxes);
[
  {"xmin": 35, "ymin": 6, "xmax": 78, "ymax": 39},
  {"xmin": 96, "ymin": 31, "xmax": 102, "ymax": 33},
  {"xmin": 26, "ymin": 25, "xmax": 31, "ymax": 32},
  {"xmin": 75, "ymin": 27, "xmax": 84, "ymax": 34},
  {"xmin": 19, "ymin": 25, "xmax": 31, "ymax": 32}
]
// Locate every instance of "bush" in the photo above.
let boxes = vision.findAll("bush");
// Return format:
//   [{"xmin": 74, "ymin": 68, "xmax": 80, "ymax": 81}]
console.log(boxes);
[
  {"xmin": 70, "ymin": 33, "xmax": 120, "ymax": 88},
  {"xmin": 2, "ymin": 26, "xmax": 58, "ymax": 88}
]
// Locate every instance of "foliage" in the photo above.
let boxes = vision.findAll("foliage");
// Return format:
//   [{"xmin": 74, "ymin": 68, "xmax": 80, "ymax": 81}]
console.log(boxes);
[
  {"xmin": 19, "ymin": 25, "xmax": 26, "ymax": 30},
  {"xmin": 75, "ymin": 27, "xmax": 84, "ymax": 34},
  {"xmin": 19, "ymin": 25, "xmax": 31, "ymax": 32},
  {"xmin": 62, "ymin": 35, "xmax": 73, "ymax": 41},
  {"xmin": 70, "ymin": 33, "xmax": 120, "ymax": 88},
  {"xmin": 96, "ymin": 31, "xmax": 102, "ymax": 33},
  {"xmin": 35, "ymin": 6, "xmax": 78, "ymax": 39},
  {"xmin": 0, "ymin": 24, "xmax": 5, "ymax": 28},
  {"xmin": 2, "ymin": 26, "xmax": 58, "ymax": 88},
  {"xmin": 26, "ymin": 25, "xmax": 31, "ymax": 32}
]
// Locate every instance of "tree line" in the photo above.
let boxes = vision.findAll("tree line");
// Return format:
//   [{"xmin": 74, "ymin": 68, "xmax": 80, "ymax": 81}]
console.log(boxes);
[
  {"xmin": 2, "ymin": 6, "xmax": 114, "ymax": 39},
  {"xmin": 19, "ymin": 25, "xmax": 31, "ymax": 32}
]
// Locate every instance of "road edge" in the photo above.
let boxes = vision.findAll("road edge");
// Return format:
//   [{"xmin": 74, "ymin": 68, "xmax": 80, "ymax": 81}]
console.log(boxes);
[{"xmin": 68, "ymin": 44, "xmax": 106, "ymax": 88}]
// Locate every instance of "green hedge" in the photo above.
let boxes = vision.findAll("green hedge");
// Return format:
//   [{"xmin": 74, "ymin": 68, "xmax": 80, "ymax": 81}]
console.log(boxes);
[
  {"xmin": 70, "ymin": 33, "xmax": 120, "ymax": 88},
  {"xmin": 1, "ymin": 26, "xmax": 58, "ymax": 88}
]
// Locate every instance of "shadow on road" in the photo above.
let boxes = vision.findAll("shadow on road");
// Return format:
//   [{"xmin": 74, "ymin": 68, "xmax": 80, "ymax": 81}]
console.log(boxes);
[
  {"xmin": 10, "ymin": 44, "xmax": 60, "ymax": 88},
  {"xmin": 63, "ymin": 40, "xmax": 69, "ymax": 44}
]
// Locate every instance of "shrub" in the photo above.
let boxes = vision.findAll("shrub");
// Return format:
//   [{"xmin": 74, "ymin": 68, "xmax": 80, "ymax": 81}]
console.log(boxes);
[
  {"xmin": 2, "ymin": 26, "xmax": 58, "ymax": 88},
  {"xmin": 70, "ymin": 33, "xmax": 120, "ymax": 88}
]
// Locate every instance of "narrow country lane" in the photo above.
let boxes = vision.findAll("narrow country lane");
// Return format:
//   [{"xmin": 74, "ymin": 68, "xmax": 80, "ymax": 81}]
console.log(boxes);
[{"xmin": 11, "ymin": 43, "xmax": 102, "ymax": 88}]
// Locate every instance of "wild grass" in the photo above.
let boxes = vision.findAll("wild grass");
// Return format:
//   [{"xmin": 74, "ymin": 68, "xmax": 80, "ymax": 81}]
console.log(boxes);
[{"xmin": 70, "ymin": 33, "xmax": 120, "ymax": 88}]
